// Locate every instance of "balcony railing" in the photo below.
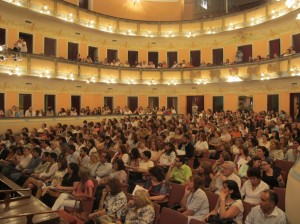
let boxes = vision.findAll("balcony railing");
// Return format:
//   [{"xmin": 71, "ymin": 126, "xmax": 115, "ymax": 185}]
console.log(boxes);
[{"xmin": 1, "ymin": 50, "xmax": 300, "ymax": 85}]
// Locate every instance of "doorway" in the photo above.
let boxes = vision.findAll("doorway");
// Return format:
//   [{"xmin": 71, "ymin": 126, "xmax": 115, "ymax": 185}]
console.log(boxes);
[{"xmin": 213, "ymin": 96, "xmax": 223, "ymax": 113}]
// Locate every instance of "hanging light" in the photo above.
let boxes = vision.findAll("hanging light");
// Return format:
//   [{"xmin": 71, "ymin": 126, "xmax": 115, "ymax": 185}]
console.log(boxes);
[
  {"xmin": 260, "ymin": 72, "xmax": 270, "ymax": 80},
  {"xmin": 227, "ymin": 75, "xmax": 242, "ymax": 82},
  {"xmin": 86, "ymin": 76, "xmax": 96, "ymax": 83},
  {"xmin": 194, "ymin": 79, "xmax": 208, "ymax": 85},
  {"xmin": 105, "ymin": 77, "xmax": 115, "ymax": 84},
  {"xmin": 147, "ymin": 79, "xmax": 157, "ymax": 86},
  {"xmin": 127, "ymin": 78, "xmax": 136, "ymax": 85},
  {"xmin": 64, "ymin": 73, "xmax": 75, "ymax": 80},
  {"xmin": 40, "ymin": 69, "xmax": 51, "ymax": 78},
  {"xmin": 167, "ymin": 79, "xmax": 177, "ymax": 85}
]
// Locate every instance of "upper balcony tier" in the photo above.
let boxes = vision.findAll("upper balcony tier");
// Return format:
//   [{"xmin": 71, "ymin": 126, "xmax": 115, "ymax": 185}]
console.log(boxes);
[
  {"xmin": 1, "ymin": 51, "xmax": 300, "ymax": 86},
  {"xmin": 3, "ymin": 0, "xmax": 300, "ymax": 38}
]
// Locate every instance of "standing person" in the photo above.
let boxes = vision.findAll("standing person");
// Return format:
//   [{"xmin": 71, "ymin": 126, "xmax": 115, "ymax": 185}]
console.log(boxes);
[
  {"xmin": 235, "ymin": 50, "xmax": 243, "ymax": 63},
  {"xmin": 245, "ymin": 190, "xmax": 286, "ymax": 224},
  {"xmin": 192, "ymin": 103, "xmax": 198, "ymax": 117}
]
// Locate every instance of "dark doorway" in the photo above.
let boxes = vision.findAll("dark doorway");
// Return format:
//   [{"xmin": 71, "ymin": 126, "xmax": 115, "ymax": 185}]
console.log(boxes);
[
  {"xmin": 167, "ymin": 97, "xmax": 178, "ymax": 112},
  {"xmin": 19, "ymin": 94, "xmax": 32, "ymax": 113},
  {"xmin": 238, "ymin": 96, "xmax": 253, "ymax": 111},
  {"xmin": 0, "ymin": 28, "xmax": 6, "ymax": 45},
  {"xmin": 267, "ymin": 94, "xmax": 279, "ymax": 112},
  {"xmin": 237, "ymin": 44, "xmax": 252, "ymax": 62},
  {"xmin": 71, "ymin": 95, "xmax": 81, "ymax": 115},
  {"xmin": 68, "ymin": 42, "xmax": 78, "ymax": 60},
  {"xmin": 19, "ymin": 32, "xmax": 33, "ymax": 53},
  {"xmin": 104, "ymin": 97, "xmax": 114, "ymax": 111},
  {"xmin": 213, "ymin": 96, "xmax": 223, "ymax": 113},
  {"xmin": 186, "ymin": 96, "xmax": 204, "ymax": 114},
  {"xmin": 79, "ymin": 0, "xmax": 89, "ymax": 9},
  {"xmin": 212, "ymin": 48, "xmax": 223, "ymax": 66},
  {"xmin": 128, "ymin": 51, "xmax": 138, "ymax": 67},
  {"xmin": 88, "ymin": 46, "xmax": 98, "ymax": 62},
  {"xmin": 148, "ymin": 52, "xmax": 159, "ymax": 67},
  {"xmin": 44, "ymin": 94, "xmax": 56, "ymax": 114},
  {"xmin": 269, "ymin": 39, "xmax": 281, "ymax": 58},
  {"xmin": 190, "ymin": 50, "xmax": 201, "ymax": 67},
  {"xmin": 128, "ymin": 96, "xmax": 138, "ymax": 112},
  {"xmin": 0, "ymin": 93, "xmax": 4, "ymax": 115},
  {"xmin": 44, "ymin": 37, "xmax": 57, "ymax": 57},
  {"xmin": 107, "ymin": 49, "xmax": 118, "ymax": 63},
  {"xmin": 148, "ymin": 97, "xmax": 159, "ymax": 110},
  {"xmin": 290, "ymin": 93, "xmax": 300, "ymax": 118},
  {"xmin": 167, "ymin": 52, "xmax": 178, "ymax": 67},
  {"xmin": 292, "ymin": 33, "xmax": 300, "ymax": 53}
]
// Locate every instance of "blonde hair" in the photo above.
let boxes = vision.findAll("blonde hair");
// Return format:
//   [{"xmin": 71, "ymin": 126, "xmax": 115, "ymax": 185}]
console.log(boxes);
[{"xmin": 133, "ymin": 190, "xmax": 153, "ymax": 207}]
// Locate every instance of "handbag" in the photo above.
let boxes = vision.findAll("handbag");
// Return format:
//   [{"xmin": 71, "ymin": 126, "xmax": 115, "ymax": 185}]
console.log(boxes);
[{"xmin": 206, "ymin": 214, "xmax": 235, "ymax": 224}]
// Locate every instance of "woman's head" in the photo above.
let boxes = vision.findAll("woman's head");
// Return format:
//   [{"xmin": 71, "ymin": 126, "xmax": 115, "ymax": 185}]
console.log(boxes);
[
  {"xmin": 219, "ymin": 151, "xmax": 231, "ymax": 162},
  {"xmin": 260, "ymin": 158, "xmax": 273, "ymax": 172},
  {"xmin": 58, "ymin": 158, "xmax": 68, "ymax": 171},
  {"xmin": 106, "ymin": 178, "xmax": 122, "ymax": 196},
  {"xmin": 113, "ymin": 159, "xmax": 126, "ymax": 171},
  {"xmin": 68, "ymin": 162, "xmax": 80, "ymax": 176},
  {"xmin": 256, "ymin": 146, "xmax": 269, "ymax": 159},
  {"xmin": 238, "ymin": 146, "xmax": 249, "ymax": 157},
  {"xmin": 90, "ymin": 152, "xmax": 99, "ymax": 162},
  {"xmin": 149, "ymin": 166, "xmax": 165, "ymax": 182},
  {"xmin": 130, "ymin": 148, "xmax": 141, "ymax": 160},
  {"xmin": 133, "ymin": 190, "xmax": 152, "ymax": 207},
  {"xmin": 198, "ymin": 161, "xmax": 213, "ymax": 176},
  {"xmin": 223, "ymin": 180, "xmax": 241, "ymax": 200},
  {"xmin": 247, "ymin": 167, "xmax": 261, "ymax": 186},
  {"xmin": 79, "ymin": 167, "xmax": 91, "ymax": 183},
  {"xmin": 189, "ymin": 175, "xmax": 204, "ymax": 191}
]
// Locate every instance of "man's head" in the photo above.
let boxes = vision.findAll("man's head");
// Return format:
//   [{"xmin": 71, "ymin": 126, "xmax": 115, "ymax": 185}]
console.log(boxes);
[
  {"xmin": 221, "ymin": 161, "xmax": 235, "ymax": 177},
  {"xmin": 260, "ymin": 190, "xmax": 279, "ymax": 214},
  {"xmin": 174, "ymin": 155, "xmax": 185, "ymax": 168},
  {"xmin": 100, "ymin": 152, "xmax": 111, "ymax": 163}
]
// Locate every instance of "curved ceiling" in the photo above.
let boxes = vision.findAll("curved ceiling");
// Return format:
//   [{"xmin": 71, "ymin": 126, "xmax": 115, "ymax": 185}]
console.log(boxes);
[{"xmin": 85, "ymin": 0, "xmax": 267, "ymax": 21}]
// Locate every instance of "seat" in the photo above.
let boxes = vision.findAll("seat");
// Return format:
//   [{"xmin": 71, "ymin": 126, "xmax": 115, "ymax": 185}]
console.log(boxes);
[
  {"xmin": 274, "ymin": 160, "xmax": 294, "ymax": 173},
  {"xmin": 186, "ymin": 158, "xmax": 195, "ymax": 168},
  {"xmin": 190, "ymin": 218, "xmax": 206, "ymax": 224},
  {"xmin": 273, "ymin": 187, "xmax": 286, "ymax": 211},
  {"xmin": 153, "ymin": 202, "xmax": 161, "ymax": 224},
  {"xmin": 205, "ymin": 191, "xmax": 219, "ymax": 212},
  {"xmin": 167, "ymin": 183, "xmax": 186, "ymax": 207},
  {"xmin": 198, "ymin": 158, "xmax": 216, "ymax": 166},
  {"xmin": 159, "ymin": 207, "xmax": 188, "ymax": 224},
  {"xmin": 242, "ymin": 201, "xmax": 256, "ymax": 223}
]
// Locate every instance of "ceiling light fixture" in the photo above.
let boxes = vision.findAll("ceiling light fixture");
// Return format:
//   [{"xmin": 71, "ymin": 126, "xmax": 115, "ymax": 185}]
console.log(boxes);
[
  {"xmin": 132, "ymin": 0, "xmax": 140, "ymax": 6},
  {"xmin": 127, "ymin": 78, "xmax": 136, "ymax": 85},
  {"xmin": 186, "ymin": 31, "xmax": 196, "ymax": 38},
  {"xmin": 40, "ymin": 69, "xmax": 51, "ymax": 78},
  {"xmin": 227, "ymin": 75, "xmax": 242, "ymax": 82},
  {"xmin": 64, "ymin": 73, "xmax": 75, "ymax": 81},
  {"xmin": 285, "ymin": 0, "xmax": 296, "ymax": 8},
  {"xmin": 65, "ymin": 13, "xmax": 74, "ymax": 22},
  {"xmin": 105, "ymin": 77, "xmax": 115, "ymax": 84},
  {"xmin": 86, "ymin": 76, "xmax": 96, "ymax": 83},
  {"xmin": 9, "ymin": 65, "xmax": 21, "ymax": 76},
  {"xmin": 167, "ymin": 79, "xmax": 177, "ymax": 85},
  {"xmin": 260, "ymin": 72, "xmax": 270, "ymax": 80},
  {"xmin": 40, "ymin": 4, "xmax": 50, "ymax": 14},
  {"xmin": 291, "ymin": 67, "xmax": 300, "ymax": 76},
  {"xmin": 194, "ymin": 79, "xmax": 208, "ymax": 85},
  {"xmin": 147, "ymin": 79, "xmax": 157, "ymax": 86}
]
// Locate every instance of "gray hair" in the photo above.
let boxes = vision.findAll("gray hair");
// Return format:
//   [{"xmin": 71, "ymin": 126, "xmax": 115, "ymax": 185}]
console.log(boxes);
[{"xmin": 223, "ymin": 161, "xmax": 235, "ymax": 171}]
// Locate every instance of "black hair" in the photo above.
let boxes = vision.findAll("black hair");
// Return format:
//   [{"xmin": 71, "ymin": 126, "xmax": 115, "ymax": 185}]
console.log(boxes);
[
  {"xmin": 263, "ymin": 189, "xmax": 279, "ymax": 205},
  {"xmin": 113, "ymin": 159, "xmax": 126, "ymax": 171},
  {"xmin": 69, "ymin": 162, "xmax": 80, "ymax": 179},
  {"xmin": 176, "ymin": 155, "xmax": 186, "ymax": 164},
  {"xmin": 223, "ymin": 180, "xmax": 241, "ymax": 200},
  {"xmin": 143, "ymin": 150, "xmax": 151, "ymax": 159},
  {"xmin": 33, "ymin": 147, "xmax": 42, "ymax": 156},
  {"xmin": 149, "ymin": 166, "xmax": 165, "ymax": 182},
  {"xmin": 58, "ymin": 158, "xmax": 68, "ymax": 171},
  {"xmin": 247, "ymin": 167, "xmax": 261, "ymax": 179},
  {"xmin": 49, "ymin": 152, "xmax": 58, "ymax": 161}
]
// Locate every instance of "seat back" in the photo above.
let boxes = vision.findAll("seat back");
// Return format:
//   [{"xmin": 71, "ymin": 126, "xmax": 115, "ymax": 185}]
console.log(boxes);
[
  {"xmin": 189, "ymin": 219, "xmax": 206, "ymax": 224},
  {"xmin": 159, "ymin": 207, "xmax": 188, "ymax": 224},
  {"xmin": 274, "ymin": 160, "xmax": 294, "ymax": 173},
  {"xmin": 242, "ymin": 201, "xmax": 256, "ymax": 223},
  {"xmin": 205, "ymin": 191, "xmax": 219, "ymax": 212},
  {"xmin": 198, "ymin": 158, "xmax": 216, "ymax": 166},
  {"xmin": 273, "ymin": 187, "xmax": 286, "ymax": 211},
  {"xmin": 167, "ymin": 183, "xmax": 185, "ymax": 207},
  {"xmin": 153, "ymin": 202, "xmax": 161, "ymax": 224}
]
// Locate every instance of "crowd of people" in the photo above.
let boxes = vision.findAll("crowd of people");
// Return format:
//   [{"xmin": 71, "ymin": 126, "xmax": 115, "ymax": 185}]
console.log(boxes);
[
  {"xmin": 3, "ymin": 105, "xmax": 177, "ymax": 118},
  {"xmin": 0, "ymin": 108, "xmax": 298, "ymax": 223}
]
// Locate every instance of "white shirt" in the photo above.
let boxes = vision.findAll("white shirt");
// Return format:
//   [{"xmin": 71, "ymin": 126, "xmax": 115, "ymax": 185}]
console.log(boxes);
[
  {"xmin": 194, "ymin": 141, "xmax": 208, "ymax": 152},
  {"xmin": 245, "ymin": 205, "xmax": 287, "ymax": 224},
  {"xmin": 39, "ymin": 162, "xmax": 59, "ymax": 178},
  {"xmin": 241, "ymin": 180, "xmax": 269, "ymax": 204},
  {"xmin": 16, "ymin": 154, "xmax": 33, "ymax": 170}
]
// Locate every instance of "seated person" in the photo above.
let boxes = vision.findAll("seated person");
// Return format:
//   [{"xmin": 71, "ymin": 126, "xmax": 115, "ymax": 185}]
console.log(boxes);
[
  {"xmin": 166, "ymin": 155, "xmax": 192, "ymax": 184},
  {"xmin": 261, "ymin": 158, "xmax": 285, "ymax": 189},
  {"xmin": 245, "ymin": 190, "xmax": 286, "ymax": 224},
  {"xmin": 209, "ymin": 161, "xmax": 241, "ymax": 194},
  {"xmin": 117, "ymin": 190, "xmax": 155, "ymax": 224},
  {"xmin": 143, "ymin": 166, "xmax": 170, "ymax": 202},
  {"xmin": 241, "ymin": 167, "xmax": 269, "ymax": 205},
  {"xmin": 179, "ymin": 175, "xmax": 209, "ymax": 223},
  {"xmin": 87, "ymin": 178, "xmax": 127, "ymax": 223},
  {"xmin": 205, "ymin": 180, "xmax": 244, "ymax": 224}
]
